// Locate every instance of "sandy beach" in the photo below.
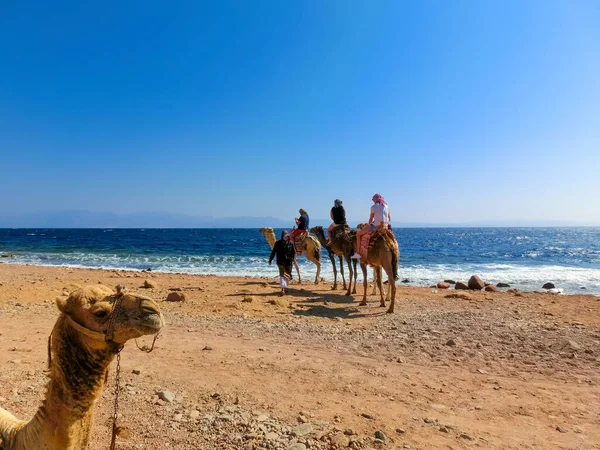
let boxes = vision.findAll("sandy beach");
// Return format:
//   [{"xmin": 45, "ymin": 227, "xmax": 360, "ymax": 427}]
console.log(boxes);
[{"xmin": 1, "ymin": 263, "xmax": 599, "ymax": 449}]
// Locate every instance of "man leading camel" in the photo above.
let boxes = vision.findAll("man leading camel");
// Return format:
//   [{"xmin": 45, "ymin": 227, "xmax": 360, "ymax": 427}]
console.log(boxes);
[
  {"xmin": 351, "ymin": 193, "xmax": 391, "ymax": 260},
  {"xmin": 269, "ymin": 230, "xmax": 296, "ymax": 295}
]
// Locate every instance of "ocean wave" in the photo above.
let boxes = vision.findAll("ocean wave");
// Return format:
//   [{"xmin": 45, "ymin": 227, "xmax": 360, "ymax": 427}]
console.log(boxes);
[
  {"xmin": 3, "ymin": 251, "xmax": 599, "ymax": 295},
  {"xmin": 2, "ymin": 227, "xmax": 599, "ymax": 295}
]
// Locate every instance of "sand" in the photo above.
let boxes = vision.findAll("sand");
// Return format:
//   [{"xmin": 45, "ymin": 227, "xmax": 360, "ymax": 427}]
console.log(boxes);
[{"xmin": 0, "ymin": 263, "xmax": 599, "ymax": 449}]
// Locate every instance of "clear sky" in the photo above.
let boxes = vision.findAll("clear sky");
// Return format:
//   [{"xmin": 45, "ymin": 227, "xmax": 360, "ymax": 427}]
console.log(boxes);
[{"xmin": 1, "ymin": 1, "xmax": 599, "ymax": 225}]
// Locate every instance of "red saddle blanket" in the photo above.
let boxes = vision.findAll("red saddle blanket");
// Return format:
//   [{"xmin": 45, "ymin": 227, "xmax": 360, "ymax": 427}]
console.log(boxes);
[
  {"xmin": 359, "ymin": 234, "xmax": 371, "ymax": 261},
  {"xmin": 293, "ymin": 232, "xmax": 306, "ymax": 256},
  {"xmin": 358, "ymin": 225, "xmax": 396, "ymax": 262}
]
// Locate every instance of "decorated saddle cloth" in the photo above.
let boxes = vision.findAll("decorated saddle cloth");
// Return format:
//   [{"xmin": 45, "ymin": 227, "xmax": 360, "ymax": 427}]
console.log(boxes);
[
  {"xmin": 293, "ymin": 231, "xmax": 307, "ymax": 256},
  {"xmin": 359, "ymin": 224, "xmax": 397, "ymax": 262}
]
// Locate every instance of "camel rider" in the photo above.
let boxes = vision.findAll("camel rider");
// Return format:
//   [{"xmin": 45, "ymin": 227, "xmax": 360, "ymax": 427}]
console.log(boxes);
[
  {"xmin": 269, "ymin": 231, "xmax": 296, "ymax": 295},
  {"xmin": 351, "ymin": 193, "xmax": 390, "ymax": 259},
  {"xmin": 290, "ymin": 208, "xmax": 309, "ymax": 240},
  {"xmin": 327, "ymin": 199, "xmax": 347, "ymax": 246}
]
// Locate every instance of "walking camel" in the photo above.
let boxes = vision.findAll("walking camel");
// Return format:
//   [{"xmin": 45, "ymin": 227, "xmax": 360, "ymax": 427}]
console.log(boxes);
[
  {"xmin": 356, "ymin": 223, "xmax": 391, "ymax": 299},
  {"xmin": 310, "ymin": 226, "xmax": 350, "ymax": 291},
  {"xmin": 312, "ymin": 225, "xmax": 391, "ymax": 299},
  {"xmin": 356, "ymin": 224, "xmax": 400, "ymax": 313},
  {"xmin": 259, "ymin": 227, "xmax": 321, "ymax": 284},
  {"xmin": 310, "ymin": 225, "xmax": 359, "ymax": 296}
]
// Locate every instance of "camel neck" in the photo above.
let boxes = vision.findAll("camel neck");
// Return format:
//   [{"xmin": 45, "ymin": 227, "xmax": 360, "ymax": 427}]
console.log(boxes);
[
  {"xmin": 17, "ymin": 318, "xmax": 116, "ymax": 450},
  {"xmin": 313, "ymin": 229, "xmax": 328, "ymax": 248},
  {"xmin": 264, "ymin": 231, "xmax": 276, "ymax": 249}
]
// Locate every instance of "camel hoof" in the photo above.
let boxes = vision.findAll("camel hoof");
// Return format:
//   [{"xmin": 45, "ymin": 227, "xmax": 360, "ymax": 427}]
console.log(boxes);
[
  {"xmin": 386, "ymin": 308, "xmax": 394, "ymax": 314},
  {"xmin": 331, "ymin": 285, "xmax": 336, "ymax": 290},
  {"xmin": 345, "ymin": 292, "xmax": 352, "ymax": 297},
  {"xmin": 359, "ymin": 301, "xmax": 367, "ymax": 306},
  {"xmin": 352, "ymin": 289, "xmax": 357, "ymax": 294},
  {"xmin": 379, "ymin": 303, "xmax": 386, "ymax": 308}
]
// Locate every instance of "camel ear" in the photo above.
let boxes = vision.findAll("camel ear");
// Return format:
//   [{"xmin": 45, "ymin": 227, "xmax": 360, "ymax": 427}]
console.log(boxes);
[
  {"xmin": 56, "ymin": 296, "xmax": 68, "ymax": 313},
  {"xmin": 115, "ymin": 285, "xmax": 127, "ymax": 295}
]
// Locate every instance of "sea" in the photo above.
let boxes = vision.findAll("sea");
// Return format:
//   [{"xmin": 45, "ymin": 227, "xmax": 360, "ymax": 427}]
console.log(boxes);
[{"xmin": 0, "ymin": 228, "xmax": 599, "ymax": 295}]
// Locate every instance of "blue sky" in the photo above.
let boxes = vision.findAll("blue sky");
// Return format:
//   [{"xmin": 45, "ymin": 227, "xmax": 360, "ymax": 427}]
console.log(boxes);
[{"xmin": 1, "ymin": 1, "xmax": 599, "ymax": 225}]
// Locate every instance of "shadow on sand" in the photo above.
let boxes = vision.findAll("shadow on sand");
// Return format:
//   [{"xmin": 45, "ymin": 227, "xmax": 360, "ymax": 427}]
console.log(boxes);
[{"xmin": 227, "ymin": 284, "xmax": 386, "ymax": 320}]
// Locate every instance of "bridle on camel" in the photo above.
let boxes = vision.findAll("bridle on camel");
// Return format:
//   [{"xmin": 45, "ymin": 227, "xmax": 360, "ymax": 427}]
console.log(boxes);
[{"xmin": 47, "ymin": 286, "xmax": 159, "ymax": 450}]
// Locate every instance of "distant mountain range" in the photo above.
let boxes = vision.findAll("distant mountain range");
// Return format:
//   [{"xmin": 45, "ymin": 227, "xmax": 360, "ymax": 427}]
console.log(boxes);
[
  {"xmin": 0, "ymin": 211, "xmax": 596, "ymax": 228},
  {"xmin": 0, "ymin": 211, "xmax": 292, "ymax": 229}
]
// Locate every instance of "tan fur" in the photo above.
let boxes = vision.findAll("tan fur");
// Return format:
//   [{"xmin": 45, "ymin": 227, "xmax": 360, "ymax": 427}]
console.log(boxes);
[
  {"xmin": 358, "ymin": 225, "xmax": 400, "ymax": 313},
  {"xmin": 0, "ymin": 285, "xmax": 164, "ymax": 450},
  {"xmin": 309, "ymin": 226, "xmax": 348, "ymax": 291},
  {"xmin": 345, "ymin": 225, "xmax": 390, "ymax": 297},
  {"xmin": 310, "ymin": 225, "xmax": 359, "ymax": 296},
  {"xmin": 259, "ymin": 227, "xmax": 322, "ymax": 284}
]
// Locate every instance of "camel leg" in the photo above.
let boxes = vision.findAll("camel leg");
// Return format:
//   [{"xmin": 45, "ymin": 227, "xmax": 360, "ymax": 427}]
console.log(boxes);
[
  {"xmin": 339, "ymin": 255, "xmax": 347, "ymax": 290},
  {"xmin": 386, "ymin": 266, "xmax": 397, "ymax": 314},
  {"xmin": 359, "ymin": 263, "xmax": 368, "ymax": 305},
  {"xmin": 352, "ymin": 259, "xmax": 358, "ymax": 294},
  {"xmin": 371, "ymin": 267, "xmax": 378, "ymax": 295},
  {"xmin": 376, "ymin": 266, "xmax": 385, "ymax": 307},
  {"xmin": 344, "ymin": 255, "xmax": 354, "ymax": 296},
  {"xmin": 328, "ymin": 251, "xmax": 337, "ymax": 290},
  {"xmin": 294, "ymin": 259, "xmax": 301, "ymax": 284},
  {"xmin": 314, "ymin": 260, "xmax": 321, "ymax": 285},
  {"xmin": 303, "ymin": 241, "xmax": 320, "ymax": 285},
  {"xmin": 371, "ymin": 269, "xmax": 390, "ymax": 299}
]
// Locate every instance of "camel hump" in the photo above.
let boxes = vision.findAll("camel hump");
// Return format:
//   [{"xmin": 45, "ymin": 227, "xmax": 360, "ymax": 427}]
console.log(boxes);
[{"xmin": 368, "ymin": 227, "xmax": 398, "ymax": 250}]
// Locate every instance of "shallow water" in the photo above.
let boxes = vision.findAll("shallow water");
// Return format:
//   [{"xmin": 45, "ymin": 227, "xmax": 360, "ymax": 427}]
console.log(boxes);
[{"xmin": 1, "ymin": 227, "xmax": 599, "ymax": 294}]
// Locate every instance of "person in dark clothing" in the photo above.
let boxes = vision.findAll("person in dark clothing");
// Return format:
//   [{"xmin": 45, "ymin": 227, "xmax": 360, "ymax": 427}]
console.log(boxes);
[
  {"xmin": 327, "ymin": 199, "xmax": 347, "ymax": 246},
  {"xmin": 290, "ymin": 208, "xmax": 309, "ymax": 240},
  {"xmin": 268, "ymin": 230, "xmax": 296, "ymax": 295}
]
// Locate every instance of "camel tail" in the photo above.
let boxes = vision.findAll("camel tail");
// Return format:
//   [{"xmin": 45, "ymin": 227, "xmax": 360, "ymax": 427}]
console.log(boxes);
[
  {"xmin": 313, "ymin": 246, "xmax": 321, "ymax": 262},
  {"xmin": 385, "ymin": 230, "xmax": 400, "ymax": 281}
]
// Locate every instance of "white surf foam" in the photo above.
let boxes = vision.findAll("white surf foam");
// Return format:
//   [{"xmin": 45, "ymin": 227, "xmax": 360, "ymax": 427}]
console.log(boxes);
[{"xmin": 3, "ymin": 252, "xmax": 599, "ymax": 294}]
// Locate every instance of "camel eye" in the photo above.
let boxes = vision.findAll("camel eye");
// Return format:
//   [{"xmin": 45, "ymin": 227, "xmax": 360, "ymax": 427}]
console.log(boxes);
[{"xmin": 93, "ymin": 310, "xmax": 109, "ymax": 319}]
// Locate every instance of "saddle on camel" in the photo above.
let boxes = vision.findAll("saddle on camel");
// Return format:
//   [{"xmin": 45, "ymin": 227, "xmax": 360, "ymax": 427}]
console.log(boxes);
[
  {"xmin": 292, "ymin": 231, "xmax": 307, "ymax": 256},
  {"xmin": 357, "ymin": 222, "xmax": 397, "ymax": 263},
  {"xmin": 290, "ymin": 208, "xmax": 310, "ymax": 256}
]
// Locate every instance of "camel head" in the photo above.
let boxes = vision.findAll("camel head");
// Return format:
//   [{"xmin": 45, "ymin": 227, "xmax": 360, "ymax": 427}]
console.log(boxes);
[
  {"xmin": 258, "ymin": 227, "xmax": 274, "ymax": 235},
  {"xmin": 309, "ymin": 226, "xmax": 324, "ymax": 237},
  {"xmin": 56, "ymin": 285, "xmax": 164, "ymax": 348},
  {"xmin": 258, "ymin": 227, "xmax": 277, "ymax": 249}
]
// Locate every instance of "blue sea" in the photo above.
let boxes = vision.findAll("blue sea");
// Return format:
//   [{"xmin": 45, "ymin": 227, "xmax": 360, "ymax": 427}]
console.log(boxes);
[{"xmin": 1, "ymin": 228, "xmax": 599, "ymax": 295}]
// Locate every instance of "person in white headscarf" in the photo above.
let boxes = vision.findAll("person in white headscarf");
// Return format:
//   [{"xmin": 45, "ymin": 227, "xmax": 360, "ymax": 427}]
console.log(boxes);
[{"xmin": 351, "ymin": 193, "xmax": 390, "ymax": 260}]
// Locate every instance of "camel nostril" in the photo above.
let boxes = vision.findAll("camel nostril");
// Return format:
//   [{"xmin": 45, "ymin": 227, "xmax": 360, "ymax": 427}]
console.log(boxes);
[
  {"xmin": 141, "ymin": 305, "xmax": 158, "ymax": 315},
  {"xmin": 139, "ymin": 299, "xmax": 159, "ymax": 315}
]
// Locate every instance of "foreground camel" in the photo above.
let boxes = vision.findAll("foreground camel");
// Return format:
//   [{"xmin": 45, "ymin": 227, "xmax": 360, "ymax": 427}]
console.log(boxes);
[
  {"xmin": 259, "ymin": 227, "xmax": 321, "ymax": 284},
  {"xmin": 356, "ymin": 224, "xmax": 400, "ymax": 313},
  {"xmin": 0, "ymin": 285, "xmax": 164, "ymax": 450},
  {"xmin": 310, "ymin": 225, "xmax": 358, "ymax": 296}
]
